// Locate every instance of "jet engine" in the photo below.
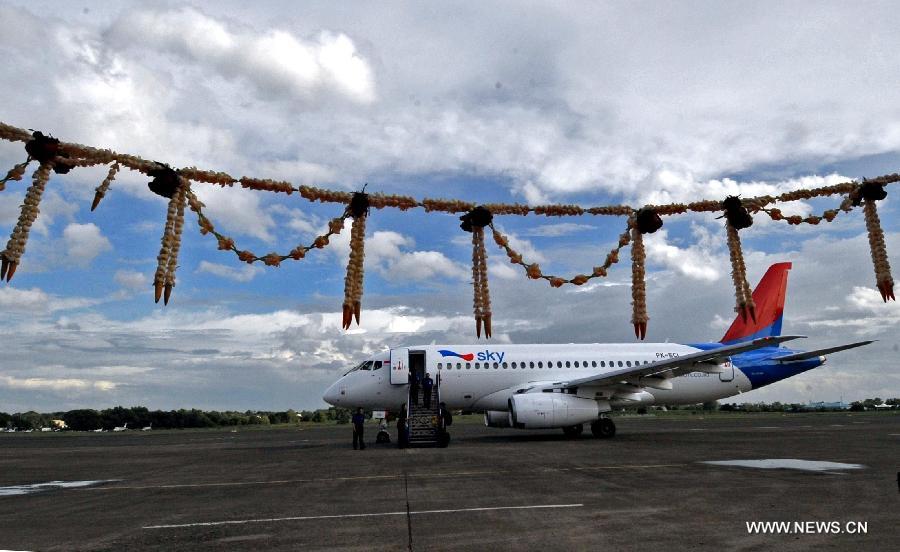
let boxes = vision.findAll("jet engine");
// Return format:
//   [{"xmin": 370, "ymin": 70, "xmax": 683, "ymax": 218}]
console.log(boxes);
[
  {"xmin": 483, "ymin": 410, "xmax": 512, "ymax": 428},
  {"xmin": 508, "ymin": 393, "xmax": 600, "ymax": 429}
]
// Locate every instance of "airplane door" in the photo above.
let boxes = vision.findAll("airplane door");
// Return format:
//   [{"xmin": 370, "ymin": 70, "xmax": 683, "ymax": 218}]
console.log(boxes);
[
  {"xmin": 719, "ymin": 359, "xmax": 734, "ymax": 382},
  {"xmin": 390, "ymin": 348, "xmax": 410, "ymax": 385}
]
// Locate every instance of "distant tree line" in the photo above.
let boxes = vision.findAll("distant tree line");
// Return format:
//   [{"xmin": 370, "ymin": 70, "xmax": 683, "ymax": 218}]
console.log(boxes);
[{"xmin": 0, "ymin": 406, "xmax": 357, "ymax": 431}]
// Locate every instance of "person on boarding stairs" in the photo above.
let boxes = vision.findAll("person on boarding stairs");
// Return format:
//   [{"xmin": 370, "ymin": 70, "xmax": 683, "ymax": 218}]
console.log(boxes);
[{"xmin": 422, "ymin": 372, "xmax": 434, "ymax": 409}]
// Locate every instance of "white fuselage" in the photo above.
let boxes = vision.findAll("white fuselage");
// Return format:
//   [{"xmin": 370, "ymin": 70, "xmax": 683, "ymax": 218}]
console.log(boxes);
[{"xmin": 323, "ymin": 343, "xmax": 752, "ymax": 412}]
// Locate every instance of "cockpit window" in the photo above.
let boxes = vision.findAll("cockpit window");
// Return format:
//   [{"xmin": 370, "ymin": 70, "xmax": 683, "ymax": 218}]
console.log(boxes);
[
  {"xmin": 343, "ymin": 360, "xmax": 374, "ymax": 376},
  {"xmin": 373, "ymin": 361, "xmax": 382, "ymax": 370}
]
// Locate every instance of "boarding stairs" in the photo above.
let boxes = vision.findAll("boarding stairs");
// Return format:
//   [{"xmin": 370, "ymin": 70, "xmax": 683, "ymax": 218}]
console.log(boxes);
[{"xmin": 406, "ymin": 373, "xmax": 441, "ymax": 447}]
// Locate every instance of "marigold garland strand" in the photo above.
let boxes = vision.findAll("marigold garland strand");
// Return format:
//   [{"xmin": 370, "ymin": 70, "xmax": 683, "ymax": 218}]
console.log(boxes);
[
  {"xmin": 343, "ymin": 213, "xmax": 367, "ymax": 329},
  {"xmin": 1, "ymin": 161, "xmax": 52, "ymax": 282},
  {"xmin": 630, "ymin": 225, "xmax": 649, "ymax": 340},
  {"xmin": 91, "ymin": 162, "xmax": 120, "ymax": 211},
  {"xmin": 863, "ymin": 199, "xmax": 894, "ymax": 302},
  {"xmin": 725, "ymin": 222, "xmax": 755, "ymax": 323},
  {"xmin": 1, "ymin": 121, "xmax": 898, "ymax": 338}
]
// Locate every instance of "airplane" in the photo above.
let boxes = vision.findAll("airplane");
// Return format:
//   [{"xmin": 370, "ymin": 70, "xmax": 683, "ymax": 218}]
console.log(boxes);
[
  {"xmin": 112, "ymin": 423, "xmax": 128, "ymax": 432},
  {"xmin": 141, "ymin": 424, "xmax": 152, "ymax": 431},
  {"xmin": 92, "ymin": 428, "xmax": 104, "ymax": 433},
  {"xmin": 323, "ymin": 263, "xmax": 873, "ymax": 439}
]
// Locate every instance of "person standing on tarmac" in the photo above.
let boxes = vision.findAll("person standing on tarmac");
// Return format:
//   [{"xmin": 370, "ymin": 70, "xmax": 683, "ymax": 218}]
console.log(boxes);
[
  {"xmin": 397, "ymin": 404, "xmax": 408, "ymax": 448},
  {"xmin": 422, "ymin": 372, "xmax": 434, "ymax": 409},
  {"xmin": 352, "ymin": 407, "xmax": 366, "ymax": 450}
]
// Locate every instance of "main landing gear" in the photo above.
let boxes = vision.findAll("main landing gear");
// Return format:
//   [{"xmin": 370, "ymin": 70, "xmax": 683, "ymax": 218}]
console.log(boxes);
[
  {"xmin": 562, "ymin": 417, "xmax": 616, "ymax": 439},
  {"xmin": 562, "ymin": 424, "xmax": 583, "ymax": 438},
  {"xmin": 590, "ymin": 417, "xmax": 616, "ymax": 439}
]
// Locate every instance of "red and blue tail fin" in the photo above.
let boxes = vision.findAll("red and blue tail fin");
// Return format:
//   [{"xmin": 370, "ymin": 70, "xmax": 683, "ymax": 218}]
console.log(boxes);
[{"xmin": 720, "ymin": 262, "xmax": 791, "ymax": 344}]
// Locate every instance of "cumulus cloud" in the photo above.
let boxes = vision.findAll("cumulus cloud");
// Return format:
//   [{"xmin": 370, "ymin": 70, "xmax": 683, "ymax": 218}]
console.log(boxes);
[
  {"xmin": 643, "ymin": 226, "xmax": 722, "ymax": 282},
  {"xmin": 0, "ymin": 287, "xmax": 97, "ymax": 314},
  {"xmin": 332, "ymin": 229, "xmax": 468, "ymax": 282},
  {"xmin": 196, "ymin": 260, "xmax": 262, "ymax": 283},
  {"xmin": 0, "ymin": 376, "xmax": 118, "ymax": 392},
  {"xmin": 62, "ymin": 223, "xmax": 112, "ymax": 266},
  {"xmin": 114, "ymin": 270, "xmax": 149, "ymax": 291},
  {"xmin": 106, "ymin": 7, "xmax": 375, "ymax": 104}
]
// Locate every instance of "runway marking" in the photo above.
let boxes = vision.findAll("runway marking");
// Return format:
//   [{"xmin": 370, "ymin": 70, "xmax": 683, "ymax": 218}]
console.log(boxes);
[
  {"xmin": 754, "ymin": 426, "xmax": 779, "ymax": 429},
  {"xmin": 143, "ymin": 503, "xmax": 584, "ymax": 530},
  {"xmin": 79, "ymin": 464, "xmax": 684, "ymax": 491}
]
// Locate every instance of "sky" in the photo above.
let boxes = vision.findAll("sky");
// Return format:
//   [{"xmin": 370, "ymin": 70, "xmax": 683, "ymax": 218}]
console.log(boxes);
[{"xmin": 0, "ymin": 1, "xmax": 898, "ymax": 412}]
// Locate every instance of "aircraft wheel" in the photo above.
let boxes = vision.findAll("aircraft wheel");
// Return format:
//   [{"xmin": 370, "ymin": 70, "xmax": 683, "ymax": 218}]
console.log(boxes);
[
  {"xmin": 562, "ymin": 424, "xmax": 583, "ymax": 438},
  {"xmin": 591, "ymin": 418, "xmax": 616, "ymax": 439}
]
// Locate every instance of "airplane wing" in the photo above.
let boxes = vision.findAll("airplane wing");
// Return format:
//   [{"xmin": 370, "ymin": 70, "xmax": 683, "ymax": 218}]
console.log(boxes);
[
  {"xmin": 558, "ymin": 335, "xmax": 806, "ymax": 389},
  {"xmin": 771, "ymin": 340, "xmax": 874, "ymax": 362}
]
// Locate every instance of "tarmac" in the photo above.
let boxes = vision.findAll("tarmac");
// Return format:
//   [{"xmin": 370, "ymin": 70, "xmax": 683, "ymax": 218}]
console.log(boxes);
[{"xmin": 0, "ymin": 412, "xmax": 897, "ymax": 551}]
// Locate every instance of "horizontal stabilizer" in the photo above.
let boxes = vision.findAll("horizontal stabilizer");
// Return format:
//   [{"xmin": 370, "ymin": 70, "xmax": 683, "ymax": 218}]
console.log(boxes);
[{"xmin": 774, "ymin": 340, "xmax": 874, "ymax": 362}]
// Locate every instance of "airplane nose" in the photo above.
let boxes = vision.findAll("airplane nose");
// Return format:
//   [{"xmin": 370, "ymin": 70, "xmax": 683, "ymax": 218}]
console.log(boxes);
[{"xmin": 323, "ymin": 382, "xmax": 340, "ymax": 406}]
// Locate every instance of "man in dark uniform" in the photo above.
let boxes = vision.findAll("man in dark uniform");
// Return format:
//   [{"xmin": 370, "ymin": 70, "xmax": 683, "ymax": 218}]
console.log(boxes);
[
  {"xmin": 422, "ymin": 372, "xmax": 434, "ymax": 409},
  {"xmin": 352, "ymin": 407, "xmax": 366, "ymax": 450},
  {"xmin": 397, "ymin": 403, "xmax": 408, "ymax": 448},
  {"xmin": 438, "ymin": 402, "xmax": 452, "ymax": 447}
]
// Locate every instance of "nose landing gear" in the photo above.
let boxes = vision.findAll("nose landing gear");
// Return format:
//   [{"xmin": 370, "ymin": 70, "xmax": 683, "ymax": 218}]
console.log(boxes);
[{"xmin": 590, "ymin": 417, "xmax": 616, "ymax": 438}]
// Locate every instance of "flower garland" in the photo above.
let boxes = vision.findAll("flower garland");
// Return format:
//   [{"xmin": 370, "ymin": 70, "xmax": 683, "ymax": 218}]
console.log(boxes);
[
  {"xmin": 342, "ymin": 191, "xmax": 369, "ymax": 329},
  {"xmin": 0, "ymin": 121, "xmax": 898, "ymax": 339},
  {"xmin": 0, "ymin": 157, "xmax": 31, "ymax": 191},
  {"xmin": 630, "ymin": 225, "xmax": 648, "ymax": 340},
  {"xmin": 153, "ymin": 178, "xmax": 188, "ymax": 304},
  {"xmin": 1, "ymin": 161, "xmax": 52, "ymax": 282},
  {"xmin": 91, "ymin": 163, "xmax": 120, "ymax": 211},
  {"xmin": 461, "ymin": 207, "xmax": 493, "ymax": 338},
  {"xmin": 490, "ymin": 222, "xmax": 632, "ymax": 287},
  {"xmin": 184, "ymin": 188, "xmax": 347, "ymax": 267}
]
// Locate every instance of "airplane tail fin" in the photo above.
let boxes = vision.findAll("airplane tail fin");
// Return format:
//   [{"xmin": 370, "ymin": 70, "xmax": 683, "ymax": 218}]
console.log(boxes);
[{"xmin": 720, "ymin": 262, "xmax": 792, "ymax": 344}]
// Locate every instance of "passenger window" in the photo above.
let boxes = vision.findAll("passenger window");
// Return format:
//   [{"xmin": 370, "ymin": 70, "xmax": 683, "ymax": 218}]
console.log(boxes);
[
  {"xmin": 538, "ymin": 362, "xmax": 543, "ymax": 368},
  {"xmin": 592, "ymin": 361, "xmax": 597, "ymax": 368},
  {"xmin": 574, "ymin": 361, "xmax": 579, "ymax": 368},
  {"xmin": 626, "ymin": 361, "xmax": 632, "ymax": 367},
  {"xmin": 511, "ymin": 362, "xmax": 516, "ymax": 369},
  {"xmin": 437, "ymin": 362, "xmax": 442, "ymax": 369},
  {"xmin": 474, "ymin": 363, "xmax": 479, "ymax": 369},
  {"xmin": 493, "ymin": 363, "xmax": 499, "ymax": 369},
  {"xmin": 556, "ymin": 361, "xmax": 562, "ymax": 368},
  {"xmin": 618, "ymin": 361, "xmax": 623, "ymax": 367},
  {"xmin": 530, "ymin": 362, "xmax": 535, "ymax": 369},
  {"xmin": 456, "ymin": 363, "xmax": 461, "ymax": 369},
  {"xmin": 466, "ymin": 362, "xmax": 471, "ymax": 369}
]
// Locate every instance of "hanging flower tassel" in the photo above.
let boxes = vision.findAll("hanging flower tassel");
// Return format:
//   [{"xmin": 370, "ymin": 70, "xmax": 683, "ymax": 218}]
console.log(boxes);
[
  {"xmin": 630, "ymin": 226, "xmax": 649, "ymax": 339},
  {"xmin": 1, "ymin": 161, "xmax": 52, "ymax": 282},
  {"xmin": 343, "ymin": 190, "xmax": 369, "ymax": 329},
  {"xmin": 722, "ymin": 196, "xmax": 755, "ymax": 323},
  {"xmin": 91, "ymin": 162, "xmax": 120, "ymax": 211},
  {"xmin": 461, "ymin": 206, "xmax": 493, "ymax": 338},
  {"xmin": 163, "ymin": 181, "xmax": 187, "ymax": 305},
  {"xmin": 151, "ymin": 168, "xmax": 187, "ymax": 304},
  {"xmin": 631, "ymin": 208, "xmax": 662, "ymax": 339},
  {"xmin": 0, "ymin": 157, "xmax": 31, "ymax": 191},
  {"xmin": 856, "ymin": 182, "xmax": 894, "ymax": 301}
]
